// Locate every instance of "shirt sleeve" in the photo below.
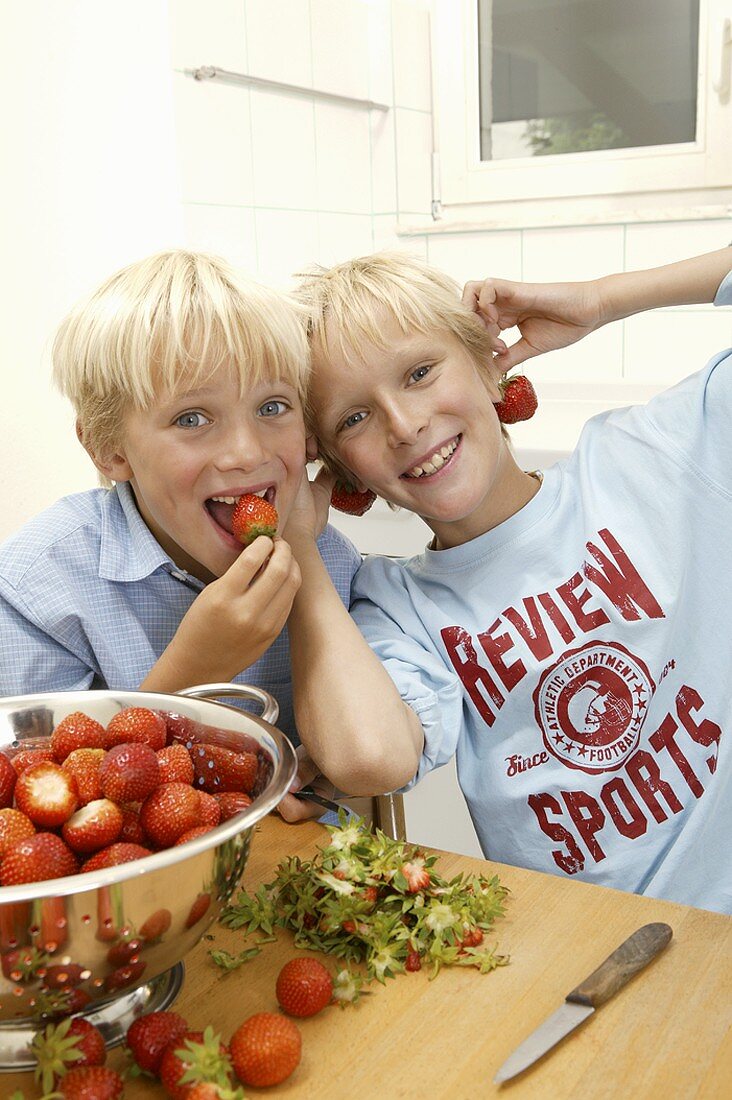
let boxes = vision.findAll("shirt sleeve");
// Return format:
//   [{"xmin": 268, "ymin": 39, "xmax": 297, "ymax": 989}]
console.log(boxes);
[
  {"xmin": 0, "ymin": 592, "xmax": 97, "ymax": 695},
  {"xmin": 350, "ymin": 559, "xmax": 465, "ymax": 789},
  {"xmin": 635, "ymin": 278, "xmax": 732, "ymax": 497}
]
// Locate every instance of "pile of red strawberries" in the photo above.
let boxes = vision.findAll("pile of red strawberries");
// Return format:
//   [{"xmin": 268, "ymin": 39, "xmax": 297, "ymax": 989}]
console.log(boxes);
[
  {"xmin": 29, "ymin": 955, "xmax": 334, "ymax": 1097},
  {"xmin": 0, "ymin": 707, "xmax": 258, "ymax": 887}
]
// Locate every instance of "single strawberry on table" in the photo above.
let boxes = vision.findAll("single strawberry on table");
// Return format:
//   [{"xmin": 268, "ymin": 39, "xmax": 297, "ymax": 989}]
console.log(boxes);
[
  {"xmin": 125, "ymin": 1008, "xmax": 189, "ymax": 1075},
  {"xmin": 493, "ymin": 372, "xmax": 538, "ymax": 424},
  {"xmin": 230, "ymin": 1012, "xmax": 302, "ymax": 1088},
  {"xmin": 330, "ymin": 478, "xmax": 376, "ymax": 516},
  {"xmin": 231, "ymin": 492, "xmax": 278, "ymax": 546},
  {"xmin": 55, "ymin": 1065, "xmax": 124, "ymax": 1099},
  {"xmin": 276, "ymin": 956, "xmax": 333, "ymax": 1018}
]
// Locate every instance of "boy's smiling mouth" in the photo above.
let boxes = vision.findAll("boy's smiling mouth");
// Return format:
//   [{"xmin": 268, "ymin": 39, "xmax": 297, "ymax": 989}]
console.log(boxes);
[
  {"xmin": 205, "ymin": 487, "xmax": 276, "ymax": 536},
  {"xmin": 402, "ymin": 435, "xmax": 461, "ymax": 479}
]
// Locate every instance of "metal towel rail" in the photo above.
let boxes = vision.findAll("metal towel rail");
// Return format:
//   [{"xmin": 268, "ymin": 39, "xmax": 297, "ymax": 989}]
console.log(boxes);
[{"xmin": 185, "ymin": 66, "xmax": 390, "ymax": 112}]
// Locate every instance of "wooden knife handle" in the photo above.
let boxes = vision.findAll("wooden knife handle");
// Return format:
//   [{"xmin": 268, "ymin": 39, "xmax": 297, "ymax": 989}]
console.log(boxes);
[{"xmin": 566, "ymin": 922, "xmax": 673, "ymax": 1008}]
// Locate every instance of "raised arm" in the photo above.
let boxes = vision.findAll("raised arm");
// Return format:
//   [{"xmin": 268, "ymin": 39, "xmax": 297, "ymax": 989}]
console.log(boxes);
[
  {"xmin": 464, "ymin": 246, "xmax": 732, "ymax": 370},
  {"xmin": 283, "ymin": 470, "xmax": 424, "ymax": 796}
]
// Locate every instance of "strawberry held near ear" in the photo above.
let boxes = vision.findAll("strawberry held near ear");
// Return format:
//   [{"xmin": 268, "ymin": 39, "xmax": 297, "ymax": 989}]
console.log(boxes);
[
  {"xmin": 494, "ymin": 373, "xmax": 538, "ymax": 424},
  {"xmin": 330, "ymin": 479, "xmax": 376, "ymax": 516},
  {"xmin": 231, "ymin": 493, "xmax": 279, "ymax": 546}
]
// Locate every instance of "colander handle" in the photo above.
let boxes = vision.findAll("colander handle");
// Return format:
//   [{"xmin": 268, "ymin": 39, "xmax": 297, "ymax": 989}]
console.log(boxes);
[{"xmin": 175, "ymin": 683, "xmax": 279, "ymax": 726}]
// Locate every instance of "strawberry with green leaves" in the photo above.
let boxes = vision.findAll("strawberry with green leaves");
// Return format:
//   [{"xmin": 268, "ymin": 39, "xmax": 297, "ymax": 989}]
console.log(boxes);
[
  {"xmin": 159, "ymin": 1027, "xmax": 233, "ymax": 1100},
  {"xmin": 330, "ymin": 479, "xmax": 376, "ymax": 516},
  {"xmin": 125, "ymin": 1009, "xmax": 189, "ymax": 1076},
  {"xmin": 31, "ymin": 1016, "xmax": 106, "ymax": 1096},
  {"xmin": 493, "ymin": 373, "xmax": 538, "ymax": 424},
  {"xmin": 231, "ymin": 493, "xmax": 278, "ymax": 545}
]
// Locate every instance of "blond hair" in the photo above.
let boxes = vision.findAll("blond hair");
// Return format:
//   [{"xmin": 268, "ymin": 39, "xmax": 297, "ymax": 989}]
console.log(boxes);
[
  {"xmin": 53, "ymin": 250, "xmax": 309, "ymax": 477},
  {"xmin": 296, "ymin": 250, "xmax": 506, "ymax": 479}
]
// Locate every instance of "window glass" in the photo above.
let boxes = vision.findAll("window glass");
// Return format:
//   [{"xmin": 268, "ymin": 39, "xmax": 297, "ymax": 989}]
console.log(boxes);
[{"xmin": 478, "ymin": 0, "xmax": 700, "ymax": 161}]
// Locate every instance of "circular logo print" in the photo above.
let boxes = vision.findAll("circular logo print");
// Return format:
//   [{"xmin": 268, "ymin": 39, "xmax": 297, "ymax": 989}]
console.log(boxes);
[{"xmin": 533, "ymin": 641, "xmax": 655, "ymax": 774}]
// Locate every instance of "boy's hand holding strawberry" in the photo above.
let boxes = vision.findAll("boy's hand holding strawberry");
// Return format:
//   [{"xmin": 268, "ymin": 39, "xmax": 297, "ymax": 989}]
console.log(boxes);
[{"xmin": 141, "ymin": 534, "xmax": 301, "ymax": 694}]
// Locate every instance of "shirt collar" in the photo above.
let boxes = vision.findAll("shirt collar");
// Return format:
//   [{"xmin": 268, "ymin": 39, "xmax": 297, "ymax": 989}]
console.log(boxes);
[{"xmin": 98, "ymin": 482, "xmax": 181, "ymax": 583}]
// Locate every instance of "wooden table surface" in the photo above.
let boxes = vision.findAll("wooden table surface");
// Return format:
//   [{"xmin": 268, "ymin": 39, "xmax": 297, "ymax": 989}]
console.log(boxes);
[{"xmin": 7, "ymin": 815, "xmax": 732, "ymax": 1098}]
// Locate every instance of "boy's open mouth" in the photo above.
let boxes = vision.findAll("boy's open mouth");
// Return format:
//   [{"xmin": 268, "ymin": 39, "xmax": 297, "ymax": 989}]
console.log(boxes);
[
  {"xmin": 205, "ymin": 487, "xmax": 276, "ymax": 535},
  {"xmin": 402, "ymin": 435, "xmax": 461, "ymax": 479}
]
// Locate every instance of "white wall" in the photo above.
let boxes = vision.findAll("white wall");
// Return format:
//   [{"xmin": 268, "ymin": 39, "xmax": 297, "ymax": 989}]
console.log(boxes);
[
  {"xmin": 5, "ymin": 0, "xmax": 731, "ymax": 856},
  {"xmin": 2, "ymin": 1, "xmax": 183, "ymax": 536}
]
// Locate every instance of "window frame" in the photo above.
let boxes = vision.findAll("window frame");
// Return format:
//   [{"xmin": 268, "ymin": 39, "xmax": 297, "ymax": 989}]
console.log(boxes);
[{"xmin": 432, "ymin": 0, "xmax": 732, "ymax": 212}]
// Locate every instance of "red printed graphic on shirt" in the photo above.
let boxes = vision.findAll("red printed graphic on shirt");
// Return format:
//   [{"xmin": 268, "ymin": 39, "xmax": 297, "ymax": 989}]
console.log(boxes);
[
  {"xmin": 441, "ymin": 528, "xmax": 664, "ymax": 729},
  {"xmin": 528, "ymin": 684, "xmax": 722, "ymax": 876},
  {"xmin": 439, "ymin": 527, "xmax": 722, "ymax": 878},
  {"xmin": 533, "ymin": 641, "xmax": 654, "ymax": 775}
]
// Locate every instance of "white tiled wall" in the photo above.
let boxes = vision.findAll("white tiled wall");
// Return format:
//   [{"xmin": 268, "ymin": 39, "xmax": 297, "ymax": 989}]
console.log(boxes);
[{"xmin": 169, "ymin": 0, "xmax": 438, "ymax": 287}]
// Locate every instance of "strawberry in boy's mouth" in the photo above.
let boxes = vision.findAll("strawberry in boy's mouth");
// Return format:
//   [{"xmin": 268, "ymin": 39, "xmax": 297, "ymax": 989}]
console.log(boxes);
[
  {"xmin": 401, "ymin": 435, "xmax": 461, "ymax": 480},
  {"xmin": 205, "ymin": 488, "xmax": 277, "ymax": 539}
]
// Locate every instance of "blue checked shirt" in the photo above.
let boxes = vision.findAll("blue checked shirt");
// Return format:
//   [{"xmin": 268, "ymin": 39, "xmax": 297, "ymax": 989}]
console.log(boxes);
[{"xmin": 0, "ymin": 482, "xmax": 361, "ymax": 743}]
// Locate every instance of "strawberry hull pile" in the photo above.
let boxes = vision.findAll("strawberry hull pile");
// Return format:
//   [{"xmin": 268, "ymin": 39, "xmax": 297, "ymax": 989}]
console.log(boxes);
[
  {"xmin": 216, "ymin": 813, "xmax": 509, "ymax": 987},
  {"xmin": 0, "ymin": 707, "xmax": 262, "ymax": 890}
]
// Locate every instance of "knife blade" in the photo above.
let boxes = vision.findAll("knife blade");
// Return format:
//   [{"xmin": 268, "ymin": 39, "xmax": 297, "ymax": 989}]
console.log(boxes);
[{"xmin": 494, "ymin": 921, "xmax": 673, "ymax": 1084}]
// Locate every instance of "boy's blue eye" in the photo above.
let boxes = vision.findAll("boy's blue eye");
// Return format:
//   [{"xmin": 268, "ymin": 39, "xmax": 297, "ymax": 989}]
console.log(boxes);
[
  {"xmin": 410, "ymin": 364, "xmax": 431, "ymax": 382},
  {"xmin": 341, "ymin": 410, "xmax": 367, "ymax": 431},
  {"xmin": 175, "ymin": 411, "xmax": 209, "ymax": 428},
  {"xmin": 258, "ymin": 400, "xmax": 289, "ymax": 417}
]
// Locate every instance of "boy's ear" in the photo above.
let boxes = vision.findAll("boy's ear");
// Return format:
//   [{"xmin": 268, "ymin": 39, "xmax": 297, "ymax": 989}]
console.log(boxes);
[
  {"xmin": 484, "ymin": 358, "xmax": 504, "ymax": 404},
  {"xmin": 305, "ymin": 432, "xmax": 319, "ymax": 463},
  {"xmin": 76, "ymin": 420, "xmax": 133, "ymax": 483}
]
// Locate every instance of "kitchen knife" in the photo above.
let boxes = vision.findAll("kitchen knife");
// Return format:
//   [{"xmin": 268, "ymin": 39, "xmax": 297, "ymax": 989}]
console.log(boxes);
[{"xmin": 494, "ymin": 922, "xmax": 673, "ymax": 1084}]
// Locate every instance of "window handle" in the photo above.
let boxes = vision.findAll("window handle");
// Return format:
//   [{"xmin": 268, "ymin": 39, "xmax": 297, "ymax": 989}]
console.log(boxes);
[{"xmin": 713, "ymin": 18, "xmax": 731, "ymax": 102}]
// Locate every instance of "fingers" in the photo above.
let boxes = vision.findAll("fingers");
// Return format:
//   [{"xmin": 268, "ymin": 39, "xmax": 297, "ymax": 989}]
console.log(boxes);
[
  {"xmin": 275, "ymin": 791, "xmax": 325, "ymax": 823},
  {"xmin": 494, "ymin": 336, "xmax": 539, "ymax": 371}
]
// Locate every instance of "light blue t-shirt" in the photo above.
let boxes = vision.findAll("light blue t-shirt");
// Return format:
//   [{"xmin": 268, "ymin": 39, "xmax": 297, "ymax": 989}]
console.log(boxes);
[
  {"xmin": 351, "ymin": 272, "xmax": 732, "ymax": 913},
  {"xmin": 0, "ymin": 481, "xmax": 361, "ymax": 743}
]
